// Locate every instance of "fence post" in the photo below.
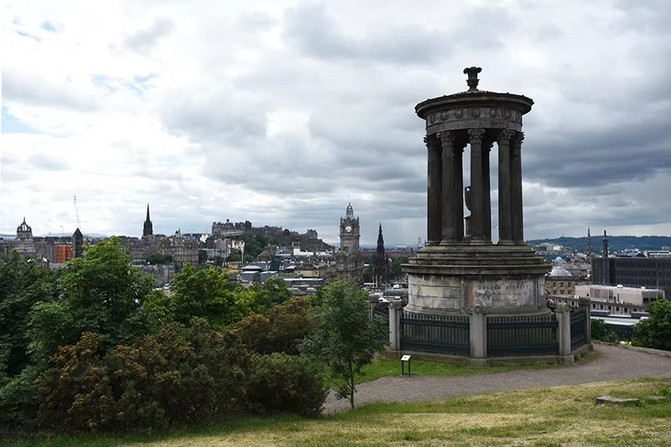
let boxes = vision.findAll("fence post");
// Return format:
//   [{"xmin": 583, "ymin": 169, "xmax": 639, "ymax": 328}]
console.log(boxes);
[
  {"xmin": 578, "ymin": 297, "xmax": 592, "ymax": 347},
  {"xmin": 388, "ymin": 298, "xmax": 403, "ymax": 354},
  {"xmin": 556, "ymin": 303, "xmax": 574, "ymax": 364},
  {"xmin": 469, "ymin": 304, "xmax": 488, "ymax": 366}
]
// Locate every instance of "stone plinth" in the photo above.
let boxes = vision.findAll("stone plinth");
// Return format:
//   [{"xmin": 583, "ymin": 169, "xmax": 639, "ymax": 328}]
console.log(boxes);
[{"xmin": 404, "ymin": 244, "xmax": 550, "ymax": 316}]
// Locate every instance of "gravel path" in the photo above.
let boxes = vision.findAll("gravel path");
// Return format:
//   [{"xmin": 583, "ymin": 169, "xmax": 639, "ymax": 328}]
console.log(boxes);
[{"xmin": 322, "ymin": 344, "xmax": 671, "ymax": 414}]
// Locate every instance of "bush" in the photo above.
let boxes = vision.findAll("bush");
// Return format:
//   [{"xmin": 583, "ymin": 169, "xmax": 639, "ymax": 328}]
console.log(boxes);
[
  {"xmin": 37, "ymin": 319, "xmax": 252, "ymax": 432},
  {"xmin": 246, "ymin": 353, "xmax": 325, "ymax": 417},
  {"xmin": 231, "ymin": 298, "xmax": 312, "ymax": 355},
  {"xmin": 591, "ymin": 319, "xmax": 618, "ymax": 342},
  {"xmin": 633, "ymin": 299, "xmax": 671, "ymax": 351}
]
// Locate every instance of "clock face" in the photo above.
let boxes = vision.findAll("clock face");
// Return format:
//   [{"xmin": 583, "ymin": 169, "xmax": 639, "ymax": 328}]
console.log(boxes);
[{"xmin": 345, "ymin": 225, "xmax": 352, "ymax": 233}]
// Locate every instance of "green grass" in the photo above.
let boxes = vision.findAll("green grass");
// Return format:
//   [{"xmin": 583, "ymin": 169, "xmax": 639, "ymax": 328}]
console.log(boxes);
[
  {"xmin": 5, "ymin": 378, "xmax": 670, "ymax": 446},
  {"xmin": 356, "ymin": 355, "xmax": 551, "ymax": 384}
]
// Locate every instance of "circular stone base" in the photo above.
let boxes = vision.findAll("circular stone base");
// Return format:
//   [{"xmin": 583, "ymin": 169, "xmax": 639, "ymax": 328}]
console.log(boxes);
[{"xmin": 402, "ymin": 243, "xmax": 551, "ymax": 315}]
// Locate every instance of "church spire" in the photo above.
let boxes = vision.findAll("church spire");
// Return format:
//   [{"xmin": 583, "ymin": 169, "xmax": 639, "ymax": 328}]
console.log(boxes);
[
  {"xmin": 586, "ymin": 227, "xmax": 592, "ymax": 257},
  {"xmin": 143, "ymin": 204, "xmax": 153, "ymax": 238}
]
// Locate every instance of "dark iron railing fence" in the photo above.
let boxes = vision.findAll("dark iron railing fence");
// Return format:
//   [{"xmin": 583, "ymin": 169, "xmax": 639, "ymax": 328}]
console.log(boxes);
[
  {"xmin": 400, "ymin": 312, "xmax": 470, "ymax": 356},
  {"xmin": 570, "ymin": 307, "xmax": 588, "ymax": 351},
  {"xmin": 487, "ymin": 314, "xmax": 558, "ymax": 357},
  {"xmin": 372, "ymin": 304, "xmax": 389, "ymax": 321},
  {"xmin": 602, "ymin": 322, "xmax": 634, "ymax": 340}
]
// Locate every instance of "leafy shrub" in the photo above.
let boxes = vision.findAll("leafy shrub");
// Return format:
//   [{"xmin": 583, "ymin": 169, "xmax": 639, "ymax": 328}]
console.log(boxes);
[
  {"xmin": 633, "ymin": 299, "xmax": 671, "ymax": 350},
  {"xmin": 37, "ymin": 319, "xmax": 252, "ymax": 432},
  {"xmin": 231, "ymin": 298, "xmax": 312, "ymax": 355},
  {"xmin": 246, "ymin": 353, "xmax": 325, "ymax": 417},
  {"xmin": 591, "ymin": 319, "xmax": 618, "ymax": 342}
]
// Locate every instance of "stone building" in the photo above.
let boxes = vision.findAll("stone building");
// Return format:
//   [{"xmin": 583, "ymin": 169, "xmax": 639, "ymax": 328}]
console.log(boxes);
[{"xmin": 592, "ymin": 256, "xmax": 671, "ymax": 298}]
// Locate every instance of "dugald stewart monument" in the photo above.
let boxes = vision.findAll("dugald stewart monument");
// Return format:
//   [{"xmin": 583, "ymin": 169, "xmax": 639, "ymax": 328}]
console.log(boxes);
[{"xmin": 394, "ymin": 68, "xmax": 587, "ymax": 365}]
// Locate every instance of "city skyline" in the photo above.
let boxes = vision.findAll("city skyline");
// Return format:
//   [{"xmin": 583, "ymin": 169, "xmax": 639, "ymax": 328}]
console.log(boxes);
[{"xmin": 3, "ymin": 1, "xmax": 671, "ymax": 246}]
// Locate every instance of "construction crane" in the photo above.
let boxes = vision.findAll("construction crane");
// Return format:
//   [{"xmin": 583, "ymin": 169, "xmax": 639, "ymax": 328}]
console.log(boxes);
[{"xmin": 73, "ymin": 195, "xmax": 81, "ymax": 230}]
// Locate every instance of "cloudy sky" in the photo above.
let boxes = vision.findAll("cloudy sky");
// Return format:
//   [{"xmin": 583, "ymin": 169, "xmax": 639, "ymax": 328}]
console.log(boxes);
[{"xmin": 2, "ymin": 0, "xmax": 671, "ymax": 245}]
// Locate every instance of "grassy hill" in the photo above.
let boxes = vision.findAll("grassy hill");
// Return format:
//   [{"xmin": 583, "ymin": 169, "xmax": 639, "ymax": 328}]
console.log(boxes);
[{"xmin": 5, "ymin": 378, "xmax": 670, "ymax": 446}]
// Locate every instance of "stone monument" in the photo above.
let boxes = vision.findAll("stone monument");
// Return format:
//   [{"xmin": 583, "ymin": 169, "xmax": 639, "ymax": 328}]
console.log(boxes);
[{"xmin": 404, "ymin": 67, "xmax": 550, "ymax": 316}]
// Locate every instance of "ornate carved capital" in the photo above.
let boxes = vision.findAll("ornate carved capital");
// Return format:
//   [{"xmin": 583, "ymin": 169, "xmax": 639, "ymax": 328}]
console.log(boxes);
[
  {"xmin": 436, "ymin": 131, "xmax": 454, "ymax": 149},
  {"xmin": 467, "ymin": 128, "xmax": 486, "ymax": 144},
  {"xmin": 498, "ymin": 129, "xmax": 514, "ymax": 145},
  {"xmin": 511, "ymin": 131, "xmax": 525, "ymax": 147}
]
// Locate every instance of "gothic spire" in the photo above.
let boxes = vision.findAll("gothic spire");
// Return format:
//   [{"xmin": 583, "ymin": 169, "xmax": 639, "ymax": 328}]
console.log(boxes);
[
  {"xmin": 374, "ymin": 223, "xmax": 389, "ymax": 285},
  {"xmin": 143, "ymin": 204, "xmax": 153, "ymax": 238}
]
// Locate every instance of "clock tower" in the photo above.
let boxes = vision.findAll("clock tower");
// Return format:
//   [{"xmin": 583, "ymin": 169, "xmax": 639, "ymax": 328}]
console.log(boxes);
[{"xmin": 337, "ymin": 203, "xmax": 363, "ymax": 283}]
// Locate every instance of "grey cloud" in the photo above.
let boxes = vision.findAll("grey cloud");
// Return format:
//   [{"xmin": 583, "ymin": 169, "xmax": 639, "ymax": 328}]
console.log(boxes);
[
  {"xmin": 160, "ymin": 85, "xmax": 267, "ymax": 143},
  {"xmin": 3, "ymin": 69, "xmax": 100, "ymax": 111},
  {"xmin": 283, "ymin": 3, "xmax": 452, "ymax": 65},
  {"xmin": 122, "ymin": 17, "xmax": 174, "ymax": 54},
  {"xmin": 31, "ymin": 155, "xmax": 69, "ymax": 171}
]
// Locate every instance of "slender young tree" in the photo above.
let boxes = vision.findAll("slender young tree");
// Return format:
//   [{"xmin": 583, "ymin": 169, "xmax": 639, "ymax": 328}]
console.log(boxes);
[{"xmin": 301, "ymin": 280, "xmax": 387, "ymax": 409}]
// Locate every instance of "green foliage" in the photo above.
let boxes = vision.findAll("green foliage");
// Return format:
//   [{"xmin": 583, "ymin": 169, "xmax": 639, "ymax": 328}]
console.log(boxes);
[
  {"xmin": 246, "ymin": 353, "xmax": 326, "ymax": 417},
  {"xmin": 27, "ymin": 237, "xmax": 155, "ymax": 363},
  {"xmin": 301, "ymin": 280, "xmax": 387, "ymax": 409},
  {"xmin": 168, "ymin": 265, "xmax": 251, "ymax": 328},
  {"xmin": 633, "ymin": 299, "xmax": 671, "ymax": 350},
  {"xmin": 37, "ymin": 319, "xmax": 251, "ymax": 432},
  {"xmin": 389, "ymin": 257, "xmax": 408, "ymax": 280},
  {"xmin": 0, "ymin": 366, "xmax": 40, "ymax": 430},
  {"xmin": 145, "ymin": 252, "xmax": 173, "ymax": 265},
  {"xmin": 231, "ymin": 297, "xmax": 312, "ymax": 355},
  {"xmin": 0, "ymin": 253, "xmax": 57, "ymax": 377},
  {"xmin": 591, "ymin": 319, "xmax": 619, "ymax": 342},
  {"xmin": 249, "ymin": 277, "xmax": 292, "ymax": 314},
  {"xmin": 198, "ymin": 249, "xmax": 208, "ymax": 265}
]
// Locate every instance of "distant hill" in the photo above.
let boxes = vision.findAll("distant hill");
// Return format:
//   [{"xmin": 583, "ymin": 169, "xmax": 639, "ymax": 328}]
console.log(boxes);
[{"xmin": 527, "ymin": 236, "xmax": 671, "ymax": 253}]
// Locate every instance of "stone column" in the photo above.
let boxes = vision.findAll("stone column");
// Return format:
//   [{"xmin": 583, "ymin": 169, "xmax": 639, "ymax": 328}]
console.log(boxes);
[
  {"xmin": 482, "ymin": 138, "xmax": 493, "ymax": 243},
  {"xmin": 388, "ymin": 298, "xmax": 404, "ymax": 352},
  {"xmin": 497, "ymin": 130, "xmax": 514, "ymax": 244},
  {"xmin": 511, "ymin": 132, "xmax": 524, "ymax": 243},
  {"xmin": 468, "ymin": 129, "xmax": 486, "ymax": 243},
  {"xmin": 556, "ymin": 304, "xmax": 574, "ymax": 364},
  {"xmin": 469, "ymin": 304, "xmax": 488, "ymax": 366},
  {"xmin": 425, "ymin": 135, "xmax": 442, "ymax": 245},
  {"xmin": 438, "ymin": 131, "xmax": 457, "ymax": 244}
]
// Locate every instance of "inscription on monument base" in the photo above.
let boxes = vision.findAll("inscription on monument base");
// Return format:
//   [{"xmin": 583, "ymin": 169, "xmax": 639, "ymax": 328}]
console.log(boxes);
[
  {"xmin": 406, "ymin": 274, "xmax": 546, "ymax": 315},
  {"xmin": 465, "ymin": 279, "xmax": 540, "ymax": 309}
]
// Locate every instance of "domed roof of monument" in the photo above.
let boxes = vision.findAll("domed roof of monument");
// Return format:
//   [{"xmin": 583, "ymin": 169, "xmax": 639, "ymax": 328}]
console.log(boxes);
[
  {"xmin": 345, "ymin": 202, "xmax": 354, "ymax": 218},
  {"xmin": 415, "ymin": 66, "xmax": 534, "ymax": 119}
]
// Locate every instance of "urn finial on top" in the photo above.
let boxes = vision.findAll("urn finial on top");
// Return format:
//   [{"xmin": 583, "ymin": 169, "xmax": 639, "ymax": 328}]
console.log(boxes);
[{"xmin": 463, "ymin": 66, "xmax": 482, "ymax": 91}]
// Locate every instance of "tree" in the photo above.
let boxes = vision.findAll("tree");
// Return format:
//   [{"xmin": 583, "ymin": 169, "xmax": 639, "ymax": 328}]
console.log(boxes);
[
  {"xmin": 145, "ymin": 252, "xmax": 172, "ymax": 265},
  {"xmin": 169, "ymin": 265, "xmax": 252, "ymax": 328},
  {"xmin": 250, "ymin": 277, "xmax": 292, "ymax": 313},
  {"xmin": 0, "ymin": 253, "xmax": 57, "ymax": 377},
  {"xmin": 301, "ymin": 280, "xmax": 387, "ymax": 409},
  {"xmin": 28, "ymin": 237, "xmax": 155, "ymax": 364},
  {"xmin": 633, "ymin": 298, "xmax": 671, "ymax": 351}
]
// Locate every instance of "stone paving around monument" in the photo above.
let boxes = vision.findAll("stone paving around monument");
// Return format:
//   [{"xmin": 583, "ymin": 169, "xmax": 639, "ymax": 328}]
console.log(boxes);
[{"xmin": 322, "ymin": 343, "xmax": 671, "ymax": 414}]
